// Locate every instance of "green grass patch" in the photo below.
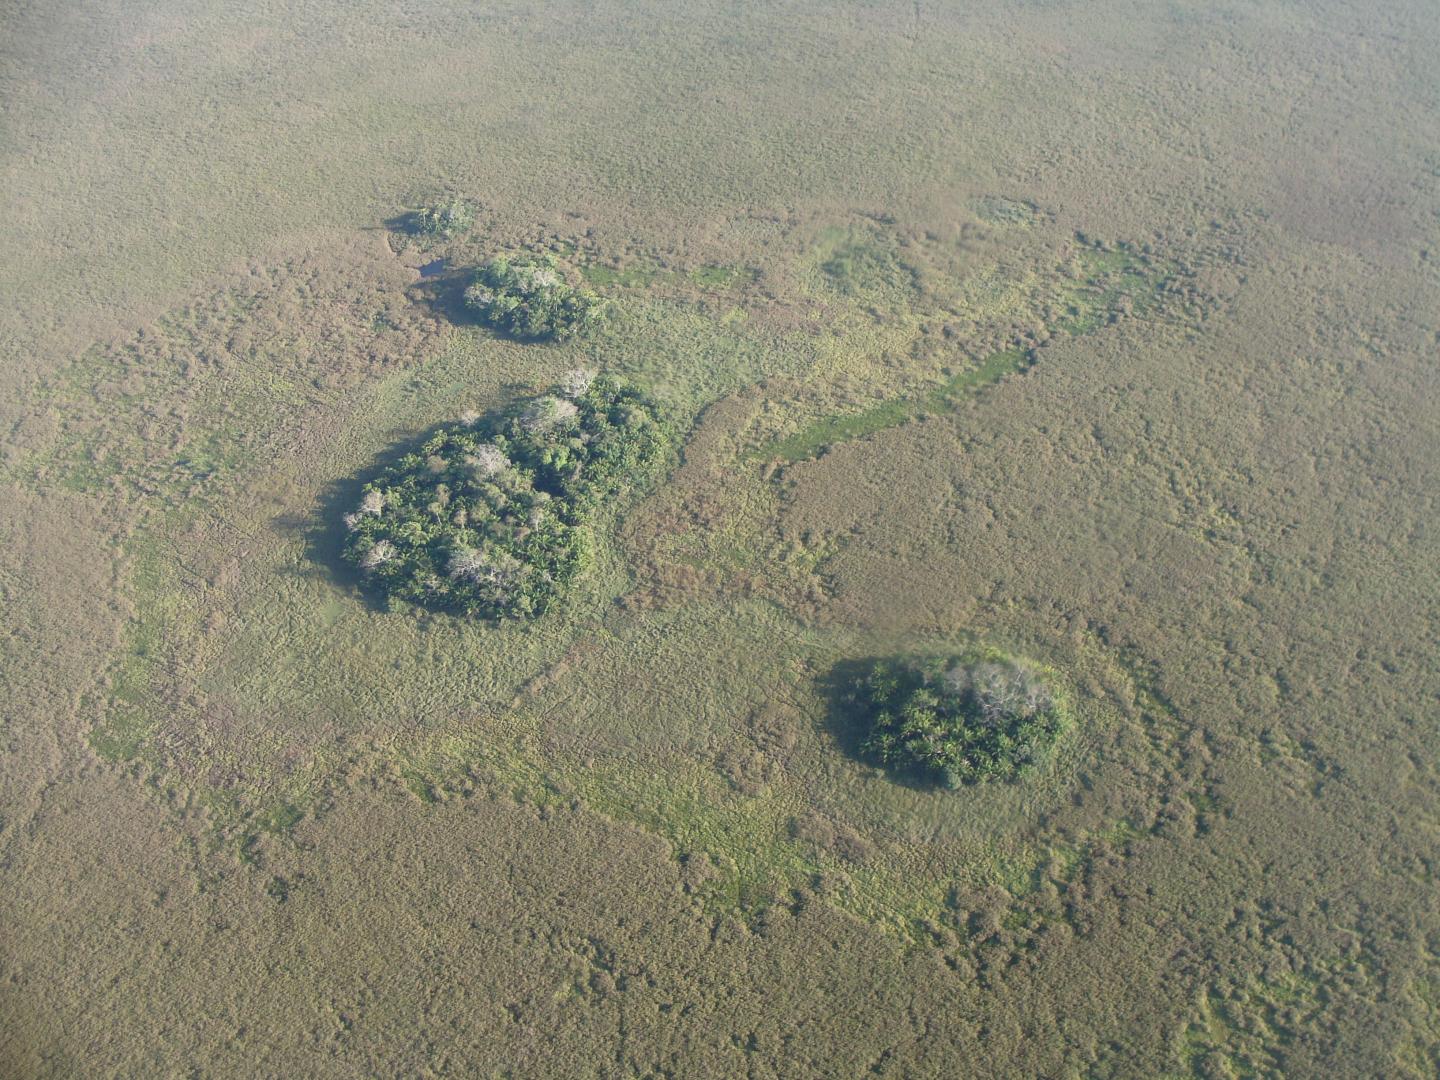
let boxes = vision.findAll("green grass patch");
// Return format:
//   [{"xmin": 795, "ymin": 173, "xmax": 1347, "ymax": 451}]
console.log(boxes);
[
  {"xmin": 972, "ymin": 196, "xmax": 1039, "ymax": 227},
  {"xmin": 755, "ymin": 240, "xmax": 1171, "ymax": 463},
  {"xmin": 259, "ymin": 801, "xmax": 304, "ymax": 834},
  {"xmin": 757, "ymin": 347, "xmax": 1030, "ymax": 462},
  {"xmin": 88, "ymin": 707, "xmax": 153, "ymax": 763},
  {"xmin": 579, "ymin": 259, "xmax": 756, "ymax": 291},
  {"xmin": 1052, "ymin": 245, "xmax": 1168, "ymax": 335},
  {"xmin": 688, "ymin": 264, "xmax": 757, "ymax": 288},
  {"xmin": 580, "ymin": 263, "xmax": 666, "ymax": 288}
]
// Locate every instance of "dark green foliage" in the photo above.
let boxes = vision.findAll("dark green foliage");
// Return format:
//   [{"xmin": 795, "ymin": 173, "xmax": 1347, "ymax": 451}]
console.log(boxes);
[
  {"xmin": 342, "ymin": 374, "xmax": 667, "ymax": 620},
  {"xmin": 405, "ymin": 198, "xmax": 474, "ymax": 239},
  {"xmin": 464, "ymin": 254, "xmax": 605, "ymax": 340},
  {"xmin": 857, "ymin": 653, "xmax": 1067, "ymax": 786}
]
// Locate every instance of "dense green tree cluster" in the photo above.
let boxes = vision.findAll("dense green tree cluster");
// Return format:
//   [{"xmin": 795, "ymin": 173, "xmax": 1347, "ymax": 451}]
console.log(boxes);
[
  {"xmin": 464, "ymin": 255, "xmax": 605, "ymax": 340},
  {"xmin": 405, "ymin": 199, "xmax": 474, "ymax": 239},
  {"xmin": 857, "ymin": 653, "xmax": 1067, "ymax": 786},
  {"xmin": 342, "ymin": 373, "xmax": 668, "ymax": 620}
]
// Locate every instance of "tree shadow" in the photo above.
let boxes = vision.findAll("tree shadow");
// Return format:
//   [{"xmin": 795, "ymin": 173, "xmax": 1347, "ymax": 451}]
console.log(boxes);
[
  {"xmin": 382, "ymin": 211, "xmax": 420, "ymax": 236},
  {"xmin": 406, "ymin": 264, "xmax": 475, "ymax": 328},
  {"xmin": 817, "ymin": 657, "xmax": 943, "ymax": 792},
  {"xmin": 278, "ymin": 394, "xmax": 538, "ymax": 614},
  {"xmin": 405, "ymin": 268, "xmax": 602, "ymax": 345},
  {"xmin": 376, "ymin": 211, "xmax": 479, "ymax": 327},
  {"xmin": 276, "ymin": 420, "xmax": 454, "ymax": 614},
  {"xmin": 402, "ymin": 263, "xmax": 576, "ymax": 343}
]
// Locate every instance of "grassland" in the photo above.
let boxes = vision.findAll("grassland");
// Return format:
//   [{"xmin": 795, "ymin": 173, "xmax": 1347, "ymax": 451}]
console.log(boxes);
[{"xmin": 3, "ymin": 1, "xmax": 1439, "ymax": 1077}]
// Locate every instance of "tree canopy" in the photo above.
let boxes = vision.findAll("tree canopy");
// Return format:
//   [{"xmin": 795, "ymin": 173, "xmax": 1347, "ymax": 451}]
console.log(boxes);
[
  {"xmin": 856, "ymin": 653, "xmax": 1068, "ymax": 786},
  {"xmin": 464, "ymin": 254, "xmax": 605, "ymax": 340},
  {"xmin": 404, "ymin": 198, "xmax": 474, "ymax": 240},
  {"xmin": 342, "ymin": 373, "xmax": 667, "ymax": 620}
]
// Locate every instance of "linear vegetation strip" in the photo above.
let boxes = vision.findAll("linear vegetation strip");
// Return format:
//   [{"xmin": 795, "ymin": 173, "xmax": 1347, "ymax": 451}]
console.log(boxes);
[
  {"xmin": 756, "ymin": 242, "xmax": 1169, "ymax": 463},
  {"xmin": 759, "ymin": 347, "xmax": 1031, "ymax": 462}
]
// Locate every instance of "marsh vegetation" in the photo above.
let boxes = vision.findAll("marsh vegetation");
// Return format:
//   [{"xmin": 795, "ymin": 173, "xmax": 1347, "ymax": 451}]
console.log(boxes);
[{"xmin": 4, "ymin": 2, "xmax": 1436, "ymax": 1077}]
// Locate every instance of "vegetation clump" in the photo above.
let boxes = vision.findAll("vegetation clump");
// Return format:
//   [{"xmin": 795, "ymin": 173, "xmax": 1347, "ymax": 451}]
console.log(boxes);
[
  {"xmin": 856, "ymin": 653, "xmax": 1067, "ymax": 786},
  {"xmin": 342, "ymin": 373, "xmax": 667, "ymax": 620},
  {"xmin": 464, "ymin": 254, "xmax": 605, "ymax": 340},
  {"xmin": 404, "ymin": 198, "xmax": 474, "ymax": 240}
]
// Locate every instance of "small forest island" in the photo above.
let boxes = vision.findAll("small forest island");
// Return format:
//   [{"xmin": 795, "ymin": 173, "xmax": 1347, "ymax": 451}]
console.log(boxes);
[
  {"xmin": 343, "ymin": 371, "xmax": 668, "ymax": 620},
  {"xmin": 350, "ymin": 235, "xmax": 1066, "ymax": 787},
  {"xmin": 464, "ymin": 254, "xmax": 605, "ymax": 340},
  {"xmin": 343, "ymin": 240, "xmax": 655, "ymax": 620},
  {"xmin": 856, "ymin": 653, "xmax": 1070, "ymax": 785}
]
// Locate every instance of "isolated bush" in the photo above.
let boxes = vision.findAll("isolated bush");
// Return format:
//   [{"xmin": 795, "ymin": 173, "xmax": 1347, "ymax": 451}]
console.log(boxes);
[
  {"xmin": 464, "ymin": 255, "xmax": 604, "ymax": 340},
  {"xmin": 405, "ymin": 199, "xmax": 474, "ymax": 240},
  {"xmin": 342, "ymin": 373, "xmax": 667, "ymax": 620},
  {"xmin": 856, "ymin": 653, "xmax": 1067, "ymax": 785}
]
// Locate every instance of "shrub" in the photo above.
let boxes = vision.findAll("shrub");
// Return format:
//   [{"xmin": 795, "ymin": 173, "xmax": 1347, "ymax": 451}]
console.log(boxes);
[
  {"xmin": 464, "ymin": 255, "xmax": 605, "ymax": 340},
  {"xmin": 342, "ymin": 373, "xmax": 668, "ymax": 620},
  {"xmin": 856, "ymin": 653, "xmax": 1067, "ymax": 785},
  {"xmin": 405, "ymin": 199, "xmax": 474, "ymax": 240}
]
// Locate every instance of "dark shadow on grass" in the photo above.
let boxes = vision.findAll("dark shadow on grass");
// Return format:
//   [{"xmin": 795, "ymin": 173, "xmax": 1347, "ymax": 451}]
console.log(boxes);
[
  {"xmin": 382, "ymin": 211, "xmax": 415, "ymax": 235},
  {"xmin": 403, "ymin": 265, "xmax": 579, "ymax": 343},
  {"xmin": 375, "ymin": 212, "xmax": 479, "ymax": 327},
  {"xmin": 407, "ymin": 266, "xmax": 475, "ymax": 328},
  {"xmin": 383, "ymin": 210, "xmax": 455, "ymax": 243},
  {"xmin": 276, "ymin": 413, "xmax": 498, "ymax": 614},
  {"xmin": 817, "ymin": 657, "xmax": 944, "ymax": 792}
]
